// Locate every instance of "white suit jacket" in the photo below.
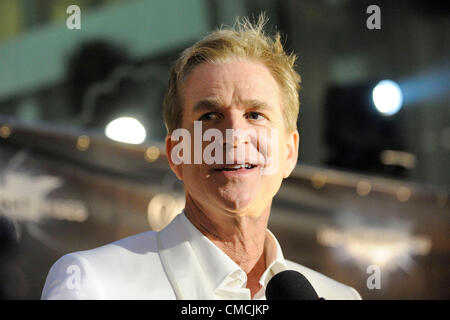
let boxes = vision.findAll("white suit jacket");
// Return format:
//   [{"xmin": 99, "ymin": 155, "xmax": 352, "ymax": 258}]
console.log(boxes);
[{"xmin": 41, "ymin": 212, "xmax": 362, "ymax": 300}]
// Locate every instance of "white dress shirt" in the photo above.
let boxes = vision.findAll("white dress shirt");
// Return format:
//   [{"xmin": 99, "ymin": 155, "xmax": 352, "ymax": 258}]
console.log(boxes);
[
  {"xmin": 41, "ymin": 211, "xmax": 362, "ymax": 300},
  {"xmin": 180, "ymin": 211, "xmax": 287, "ymax": 299}
]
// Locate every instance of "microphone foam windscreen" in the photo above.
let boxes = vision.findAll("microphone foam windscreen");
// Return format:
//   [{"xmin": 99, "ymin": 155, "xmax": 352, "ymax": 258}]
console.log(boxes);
[{"xmin": 266, "ymin": 270, "xmax": 320, "ymax": 300}]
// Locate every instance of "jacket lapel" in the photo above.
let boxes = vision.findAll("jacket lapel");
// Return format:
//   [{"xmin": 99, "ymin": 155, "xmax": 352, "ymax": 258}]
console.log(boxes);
[{"xmin": 156, "ymin": 214, "xmax": 215, "ymax": 300}]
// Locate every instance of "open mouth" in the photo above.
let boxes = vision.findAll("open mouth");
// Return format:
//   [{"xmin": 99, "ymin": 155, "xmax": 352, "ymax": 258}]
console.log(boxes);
[{"xmin": 213, "ymin": 164, "xmax": 257, "ymax": 171}]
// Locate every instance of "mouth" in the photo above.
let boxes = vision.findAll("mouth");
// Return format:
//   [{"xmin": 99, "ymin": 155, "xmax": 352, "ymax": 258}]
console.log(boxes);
[{"xmin": 212, "ymin": 163, "xmax": 258, "ymax": 172}]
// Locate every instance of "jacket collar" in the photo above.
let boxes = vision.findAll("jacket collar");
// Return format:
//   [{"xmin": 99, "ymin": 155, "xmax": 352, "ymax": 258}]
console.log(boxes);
[
  {"xmin": 156, "ymin": 212, "xmax": 215, "ymax": 299},
  {"xmin": 157, "ymin": 211, "xmax": 288, "ymax": 299}
]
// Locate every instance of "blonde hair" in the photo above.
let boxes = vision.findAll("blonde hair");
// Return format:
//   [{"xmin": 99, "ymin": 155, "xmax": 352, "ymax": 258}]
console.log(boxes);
[{"xmin": 163, "ymin": 14, "xmax": 301, "ymax": 134}]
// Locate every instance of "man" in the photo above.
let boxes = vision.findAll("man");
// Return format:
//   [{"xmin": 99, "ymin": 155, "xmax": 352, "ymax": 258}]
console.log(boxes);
[{"xmin": 42, "ymin": 16, "xmax": 361, "ymax": 300}]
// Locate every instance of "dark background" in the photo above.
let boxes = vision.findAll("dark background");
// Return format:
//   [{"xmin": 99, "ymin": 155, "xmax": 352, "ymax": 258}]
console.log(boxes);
[{"xmin": 0, "ymin": 0, "xmax": 448, "ymax": 299}]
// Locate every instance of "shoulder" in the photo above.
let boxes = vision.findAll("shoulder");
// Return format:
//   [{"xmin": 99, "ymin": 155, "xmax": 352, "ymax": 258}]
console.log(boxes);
[
  {"xmin": 62, "ymin": 230, "xmax": 160, "ymax": 269},
  {"xmin": 41, "ymin": 230, "xmax": 174, "ymax": 299},
  {"xmin": 285, "ymin": 260, "xmax": 362, "ymax": 300},
  {"xmin": 80, "ymin": 230, "xmax": 159, "ymax": 259},
  {"xmin": 41, "ymin": 250, "xmax": 102, "ymax": 299}
]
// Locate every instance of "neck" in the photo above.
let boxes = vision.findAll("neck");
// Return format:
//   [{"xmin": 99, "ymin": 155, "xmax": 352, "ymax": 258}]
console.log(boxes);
[{"xmin": 184, "ymin": 194, "xmax": 271, "ymax": 296}]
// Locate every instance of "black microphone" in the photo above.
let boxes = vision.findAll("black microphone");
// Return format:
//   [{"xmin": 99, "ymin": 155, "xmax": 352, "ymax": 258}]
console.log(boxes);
[{"xmin": 266, "ymin": 270, "xmax": 323, "ymax": 300}]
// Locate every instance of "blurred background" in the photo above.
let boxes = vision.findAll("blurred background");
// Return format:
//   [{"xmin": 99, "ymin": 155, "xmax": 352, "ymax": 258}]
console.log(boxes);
[{"xmin": 0, "ymin": 0, "xmax": 448, "ymax": 299}]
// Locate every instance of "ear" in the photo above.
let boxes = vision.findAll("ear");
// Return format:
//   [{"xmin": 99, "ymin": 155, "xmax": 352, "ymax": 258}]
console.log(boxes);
[
  {"xmin": 283, "ymin": 129, "xmax": 299, "ymax": 179},
  {"xmin": 165, "ymin": 135, "xmax": 183, "ymax": 180}
]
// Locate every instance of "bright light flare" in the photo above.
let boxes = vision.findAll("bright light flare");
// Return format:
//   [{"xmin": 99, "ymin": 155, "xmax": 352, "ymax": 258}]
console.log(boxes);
[
  {"xmin": 317, "ymin": 225, "xmax": 432, "ymax": 271},
  {"xmin": 372, "ymin": 80, "xmax": 403, "ymax": 116},
  {"xmin": 147, "ymin": 193, "xmax": 185, "ymax": 231},
  {"xmin": 105, "ymin": 117, "xmax": 146, "ymax": 144}
]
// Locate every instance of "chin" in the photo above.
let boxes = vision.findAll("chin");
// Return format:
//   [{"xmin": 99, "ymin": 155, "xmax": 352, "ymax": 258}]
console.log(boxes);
[{"xmin": 214, "ymin": 189, "xmax": 257, "ymax": 213}]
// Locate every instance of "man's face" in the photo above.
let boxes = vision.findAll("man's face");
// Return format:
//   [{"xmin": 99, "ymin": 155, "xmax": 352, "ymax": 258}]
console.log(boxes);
[{"xmin": 166, "ymin": 60, "xmax": 299, "ymax": 218}]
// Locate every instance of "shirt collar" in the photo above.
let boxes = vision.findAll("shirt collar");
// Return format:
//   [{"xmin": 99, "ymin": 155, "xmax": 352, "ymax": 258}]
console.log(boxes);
[
  {"xmin": 259, "ymin": 229, "xmax": 288, "ymax": 288},
  {"xmin": 179, "ymin": 210, "xmax": 288, "ymax": 296},
  {"xmin": 179, "ymin": 212, "xmax": 242, "ymax": 291}
]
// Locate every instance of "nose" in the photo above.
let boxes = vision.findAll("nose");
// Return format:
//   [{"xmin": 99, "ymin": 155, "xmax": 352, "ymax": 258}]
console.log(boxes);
[
  {"xmin": 225, "ymin": 131, "xmax": 249, "ymax": 150},
  {"xmin": 219, "ymin": 111, "xmax": 250, "ymax": 148}
]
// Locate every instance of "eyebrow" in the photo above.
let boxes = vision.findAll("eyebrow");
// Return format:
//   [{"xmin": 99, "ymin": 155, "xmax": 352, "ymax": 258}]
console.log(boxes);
[
  {"xmin": 192, "ymin": 98, "xmax": 274, "ymax": 114},
  {"xmin": 192, "ymin": 98, "xmax": 223, "ymax": 114}
]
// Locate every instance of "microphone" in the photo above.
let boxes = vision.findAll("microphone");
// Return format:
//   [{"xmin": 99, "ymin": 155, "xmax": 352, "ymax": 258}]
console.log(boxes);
[{"xmin": 266, "ymin": 270, "xmax": 323, "ymax": 300}]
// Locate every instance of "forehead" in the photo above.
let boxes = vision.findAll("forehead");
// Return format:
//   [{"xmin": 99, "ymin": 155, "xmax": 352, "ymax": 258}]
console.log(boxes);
[{"xmin": 181, "ymin": 60, "xmax": 281, "ymax": 113}]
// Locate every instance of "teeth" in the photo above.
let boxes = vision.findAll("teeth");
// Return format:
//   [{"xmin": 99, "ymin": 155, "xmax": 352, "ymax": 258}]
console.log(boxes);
[
  {"xmin": 227, "ymin": 164, "xmax": 245, "ymax": 169},
  {"xmin": 220, "ymin": 164, "xmax": 254, "ymax": 170}
]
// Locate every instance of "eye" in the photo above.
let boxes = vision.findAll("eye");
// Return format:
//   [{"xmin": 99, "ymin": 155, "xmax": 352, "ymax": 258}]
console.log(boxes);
[
  {"xmin": 199, "ymin": 112, "xmax": 221, "ymax": 121},
  {"xmin": 245, "ymin": 112, "xmax": 266, "ymax": 121}
]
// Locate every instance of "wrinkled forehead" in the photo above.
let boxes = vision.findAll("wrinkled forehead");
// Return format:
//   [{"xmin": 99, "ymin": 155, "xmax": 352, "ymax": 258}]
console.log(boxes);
[{"xmin": 179, "ymin": 60, "xmax": 282, "ymax": 116}]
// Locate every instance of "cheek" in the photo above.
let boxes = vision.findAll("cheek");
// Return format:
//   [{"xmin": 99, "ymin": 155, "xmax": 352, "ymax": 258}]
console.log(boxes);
[
  {"xmin": 255, "ymin": 129, "xmax": 286, "ymax": 174},
  {"xmin": 255, "ymin": 172, "xmax": 283, "ymax": 209},
  {"xmin": 182, "ymin": 164, "xmax": 205, "ymax": 179},
  {"xmin": 257, "ymin": 133, "xmax": 287, "ymax": 197}
]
